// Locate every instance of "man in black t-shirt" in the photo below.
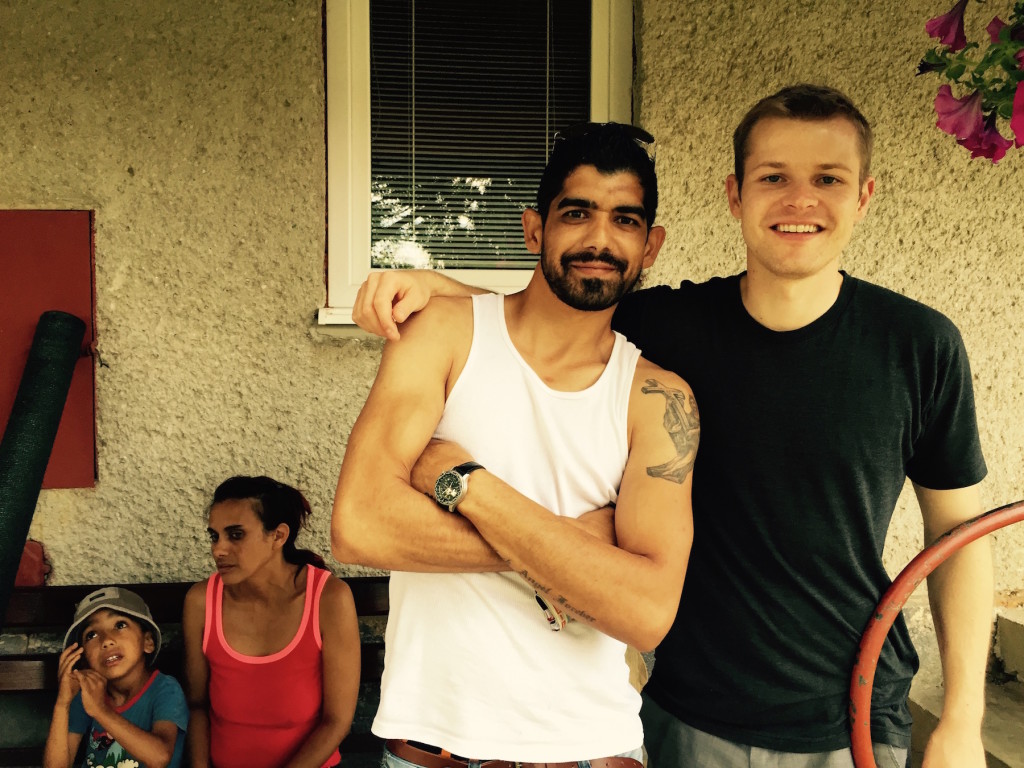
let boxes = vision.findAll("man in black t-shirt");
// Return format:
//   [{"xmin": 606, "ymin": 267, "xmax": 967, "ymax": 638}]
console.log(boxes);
[{"xmin": 612, "ymin": 86, "xmax": 990, "ymax": 768}]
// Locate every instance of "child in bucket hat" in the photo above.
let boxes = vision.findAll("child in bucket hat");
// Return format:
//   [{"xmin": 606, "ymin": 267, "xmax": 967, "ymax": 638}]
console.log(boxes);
[
  {"xmin": 63, "ymin": 587, "xmax": 162, "ymax": 663},
  {"xmin": 43, "ymin": 587, "xmax": 189, "ymax": 768}
]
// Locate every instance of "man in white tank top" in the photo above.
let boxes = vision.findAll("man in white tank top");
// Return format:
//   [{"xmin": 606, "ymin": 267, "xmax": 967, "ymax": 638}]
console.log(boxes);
[{"xmin": 333, "ymin": 124, "xmax": 698, "ymax": 768}]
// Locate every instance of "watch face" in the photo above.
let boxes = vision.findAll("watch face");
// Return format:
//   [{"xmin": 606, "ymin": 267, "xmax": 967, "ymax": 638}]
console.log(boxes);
[{"xmin": 435, "ymin": 471, "xmax": 463, "ymax": 508}]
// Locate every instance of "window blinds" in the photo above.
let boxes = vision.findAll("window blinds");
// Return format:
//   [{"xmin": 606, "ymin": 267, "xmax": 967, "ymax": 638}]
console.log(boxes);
[{"xmin": 369, "ymin": 0, "xmax": 591, "ymax": 269}]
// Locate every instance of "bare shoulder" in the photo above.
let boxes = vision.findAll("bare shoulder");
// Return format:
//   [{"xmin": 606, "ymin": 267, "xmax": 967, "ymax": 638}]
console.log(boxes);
[
  {"xmin": 396, "ymin": 294, "xmax": 473, "ymax": 345},
  {"xmin": 318, "ymin": 575, "xmax": 358, "ymax": 637},
  {"xmin": 320, "ymin": 573, "xmax": 355, "ymax": 603},
  {"xmin": 384, "ymin": 295, "xmax": 475, "ymax": 387},
  {"xmin": 182, "ymin": 579, "xmax": 210, "ymax": 638},
  {"xmin": 631, "ymin": 356, "xmax": 696, "ymax": 409},
  {"xmin": 184, "ymin": 578, "xmax": 209, "ymax": 611}
]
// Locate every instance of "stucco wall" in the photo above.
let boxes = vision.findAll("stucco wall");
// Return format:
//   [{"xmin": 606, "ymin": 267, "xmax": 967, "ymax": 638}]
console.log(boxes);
[
  {"xmin": 2, "ymin": 0, "xmax": 382, "ymax": 582},
  {"xmin": 1, "ymin": 0, "xmax": 1021, "ymax": 590},
  {"xmin": 634, "ymin": 0, "xmax": 1024, "ymax": 591}
]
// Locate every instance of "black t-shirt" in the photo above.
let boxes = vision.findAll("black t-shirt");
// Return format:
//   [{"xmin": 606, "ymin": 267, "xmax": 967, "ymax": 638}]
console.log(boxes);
[{"xmin": 612, "ymin": 272, "xmax": 987, "ymax": 752}]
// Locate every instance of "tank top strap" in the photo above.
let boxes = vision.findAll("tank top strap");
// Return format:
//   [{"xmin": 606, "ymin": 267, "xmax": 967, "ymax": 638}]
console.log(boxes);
[
  {"xmin": 610, "ymin": 331, "xmax": 642, "ymax": 404},
  {"xmin": 608, "ymin": 330, "xmax": 641, "ymax": 376},
  {"xmin": 308, "ymin": 566, "xmax": 331, "ymax": 649},
  {"xmin": 203, "ymin": 566, "xmax": 325, "ymax": 657},
  {"xmin": 469, "ymin": 293, "xmax": 502, "ymax": 358}
]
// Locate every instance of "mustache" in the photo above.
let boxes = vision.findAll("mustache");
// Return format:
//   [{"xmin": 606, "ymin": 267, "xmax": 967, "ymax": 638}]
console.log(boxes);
[{"xmin": 560, "ymin": 251, "xmax": 627, "ymax": 274}]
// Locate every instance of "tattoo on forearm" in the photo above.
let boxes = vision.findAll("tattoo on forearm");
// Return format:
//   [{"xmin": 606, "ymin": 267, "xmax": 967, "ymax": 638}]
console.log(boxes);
[
  {"xmin": 641, "ymin": 378, "xmax": 700, "ymax": 484},
  {"xmin": 556, "ymin": 595, "xmax": 596, "ymax": 623},
  {"xmin": 519, "ymin": 569, "xmax": 550, "ymax": 595},
  {"xmin": 519, "ymin": 570, "xmax": 595, "ymax": 624}
]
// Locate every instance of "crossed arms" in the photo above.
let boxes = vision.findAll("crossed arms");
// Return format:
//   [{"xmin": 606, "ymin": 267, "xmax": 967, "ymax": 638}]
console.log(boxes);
[{"xmin": 331, "ymin": 296, "xmax": 697, "ymax": 651}]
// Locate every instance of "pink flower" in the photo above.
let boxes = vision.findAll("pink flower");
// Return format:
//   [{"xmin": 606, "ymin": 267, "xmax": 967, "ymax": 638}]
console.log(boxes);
[
  {"xmin": 1012, "ymin": 81, "xmax": 1024, "ymax": 148},
  {"xmin": 957, "ymin": 113, "xmax": 1013, "ymax": 162},
  {"xmin": 926, "ymin": 0, "xmax": 970, "ymax": 51},
  {"xmin": 987, "ymin": 16, "xmax": 1006, "ymax": 43},
  {"xmin": 1016, "ymin": 48, "xmax": 1024, "ymax": 68},
  {"xmin": 934, "ymin": 85, "xmax": 984, "ymax": 138}
]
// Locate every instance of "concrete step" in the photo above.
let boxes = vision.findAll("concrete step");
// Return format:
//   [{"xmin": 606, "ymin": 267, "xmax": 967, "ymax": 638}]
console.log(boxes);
[{"xmin": 996, "ymin": 608, "xmax": 1024, "ymax": 679}]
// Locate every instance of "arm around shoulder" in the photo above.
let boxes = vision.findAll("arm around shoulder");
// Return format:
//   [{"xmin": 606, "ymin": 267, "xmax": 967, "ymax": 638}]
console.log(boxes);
[{"xmin": 353, "ymin": 268, "xmax": 489, "ymax": 340}]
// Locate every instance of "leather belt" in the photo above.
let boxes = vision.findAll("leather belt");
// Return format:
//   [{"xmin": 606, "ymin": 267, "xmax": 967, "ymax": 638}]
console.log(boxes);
[{"xmin": 385, "ymin": 739, "xmax": 643, "ymax": 768}]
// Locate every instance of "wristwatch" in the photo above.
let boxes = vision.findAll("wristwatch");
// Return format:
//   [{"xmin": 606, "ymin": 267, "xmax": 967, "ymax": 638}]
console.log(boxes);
[{"xmin": 433, "ymin": 462, "xmax": 485, "ymax": 513}]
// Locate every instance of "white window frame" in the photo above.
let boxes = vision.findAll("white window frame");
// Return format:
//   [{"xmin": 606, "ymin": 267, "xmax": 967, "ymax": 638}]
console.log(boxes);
[{"xmin": 319, "ymin": 0, "xmax": 634, "ymax": 325}]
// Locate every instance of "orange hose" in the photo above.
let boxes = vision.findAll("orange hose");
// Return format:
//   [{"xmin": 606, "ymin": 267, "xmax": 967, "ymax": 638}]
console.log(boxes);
[{"xmin": 849, "ymin": 499, "xmax": 1024, "ymax": 768}]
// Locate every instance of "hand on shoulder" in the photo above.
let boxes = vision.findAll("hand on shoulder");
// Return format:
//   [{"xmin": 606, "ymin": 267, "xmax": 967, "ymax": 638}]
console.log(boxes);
[
  {"xmin": 353, "ymin": 270, "xmax": 435, "ymax": 341},
  {"xmin": 353, "ymin": 269, "xmax": 482, "ymax": 341},
  {"xmin": 379, "ymin": 295, "xmax": 474, "ymax": 373}
]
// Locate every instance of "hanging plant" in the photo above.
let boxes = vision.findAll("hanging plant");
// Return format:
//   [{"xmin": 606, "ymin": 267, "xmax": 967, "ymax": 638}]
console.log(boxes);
[{"xmin": 918, "ymin": 0, "xmax": 1024, "ymax": 162}]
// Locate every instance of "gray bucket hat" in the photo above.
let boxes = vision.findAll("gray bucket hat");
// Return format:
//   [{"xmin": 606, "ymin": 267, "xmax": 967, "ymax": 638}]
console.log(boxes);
[{"xmin": 63, "ymin": 586, "xmax": 161, "ymax": 663}]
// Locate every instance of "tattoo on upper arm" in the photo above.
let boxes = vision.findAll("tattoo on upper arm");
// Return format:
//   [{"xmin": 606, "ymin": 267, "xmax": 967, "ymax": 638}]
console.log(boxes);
[{"xmin": 641, "ymin": 378, "xmax": 700, "ymax": 484}]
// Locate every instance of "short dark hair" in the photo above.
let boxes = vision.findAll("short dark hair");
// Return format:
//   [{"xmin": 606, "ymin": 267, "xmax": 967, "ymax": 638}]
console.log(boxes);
[
  {"xmin": 536, "ymin": 122, "xmax": 659, "ymax": 227},
  {"xmin": 732, "ymin": 84, "xmax": 873, "ymax": 191}
]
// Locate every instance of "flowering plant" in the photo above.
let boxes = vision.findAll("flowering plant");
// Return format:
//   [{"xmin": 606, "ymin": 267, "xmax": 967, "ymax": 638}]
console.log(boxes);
[{"xmin": 918, "ymin": 0, "xmax": 1024, "ymax": 162}]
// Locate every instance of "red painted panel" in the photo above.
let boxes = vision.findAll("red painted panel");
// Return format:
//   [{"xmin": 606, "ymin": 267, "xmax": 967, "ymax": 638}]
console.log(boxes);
[{"xmin": 0, "ymin": 210, "xmax": 96, "ymax": 488}]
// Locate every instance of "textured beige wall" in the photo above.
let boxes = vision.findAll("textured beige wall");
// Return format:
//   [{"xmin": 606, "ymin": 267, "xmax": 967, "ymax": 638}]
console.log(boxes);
[
  {"xmin": 634, "ymin": 0, "xmax": 1024, "ymax": 590},
  {"xmin": 1, "ymin": 0, "xmax": 1021, "ymax": 592},
  {"xmin": 2, "ymin": 0, "xmax": 383, "ymax": 583}
]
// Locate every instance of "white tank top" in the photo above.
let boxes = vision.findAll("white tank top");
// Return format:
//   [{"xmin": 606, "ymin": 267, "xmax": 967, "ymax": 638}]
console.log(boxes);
[{"xmin": 374, "ymin": 293, "xmax": 643, "ymax": 761}]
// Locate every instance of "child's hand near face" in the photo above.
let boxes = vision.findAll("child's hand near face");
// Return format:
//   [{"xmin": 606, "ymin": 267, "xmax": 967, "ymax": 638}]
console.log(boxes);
[
  {"xmin": 74, "ymin": 668, "xmax": 112, "ymax": 719},
  {"xmin": 56, "ymin": 644, "xmax": 84, "ymax": 706}
]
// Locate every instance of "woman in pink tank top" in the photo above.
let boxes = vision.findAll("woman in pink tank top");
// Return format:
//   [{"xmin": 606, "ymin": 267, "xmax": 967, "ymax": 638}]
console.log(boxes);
[{"xmin": 182, "ymin": 476, "xmax": 361, "ymax": 768}]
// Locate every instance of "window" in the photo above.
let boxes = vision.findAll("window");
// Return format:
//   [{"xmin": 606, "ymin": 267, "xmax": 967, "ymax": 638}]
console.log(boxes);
[{"xmin": 320, "ymin": 0, "xmax": 633, "ymax": 324}]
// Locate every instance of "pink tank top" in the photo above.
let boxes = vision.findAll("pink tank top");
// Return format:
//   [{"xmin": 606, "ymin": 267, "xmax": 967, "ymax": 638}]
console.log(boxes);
[{"xmin": 203, "ymin": 564, "xmax": 339, "ymax": 768}]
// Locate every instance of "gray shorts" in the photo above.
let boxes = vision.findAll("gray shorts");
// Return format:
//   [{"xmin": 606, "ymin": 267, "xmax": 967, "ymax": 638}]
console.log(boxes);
[{"xmin": 640, "ymin": 693, "xmax": 907, "ymax": 768}]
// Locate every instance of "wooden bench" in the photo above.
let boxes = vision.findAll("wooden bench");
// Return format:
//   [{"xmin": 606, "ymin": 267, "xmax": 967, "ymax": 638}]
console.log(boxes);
[{"xmin": 0, "ymin": 577, "xmax": 389, "ymax": 768}]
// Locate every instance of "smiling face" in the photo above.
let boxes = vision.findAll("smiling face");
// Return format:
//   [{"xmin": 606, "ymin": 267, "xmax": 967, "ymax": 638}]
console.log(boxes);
[
  {"xmin": 207, "ymin": 497, "xmax": 285, "ymax": 585},
  {"xmin": 79, "ymin": 609, "xmax": 154, "ymax": 681},
  {"xmin": 527, "ymin": 165, "xmax": 665, "ymax": 311},
  {"xmin": 726, "ymin": 116, "xmax": 874, "ymax": 284}
]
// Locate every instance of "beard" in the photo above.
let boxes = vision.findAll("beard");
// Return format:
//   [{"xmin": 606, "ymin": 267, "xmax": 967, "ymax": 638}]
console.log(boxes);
[{"xmin": 541, "ymin": 249, "xmax": 642, "ymax": 311}]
